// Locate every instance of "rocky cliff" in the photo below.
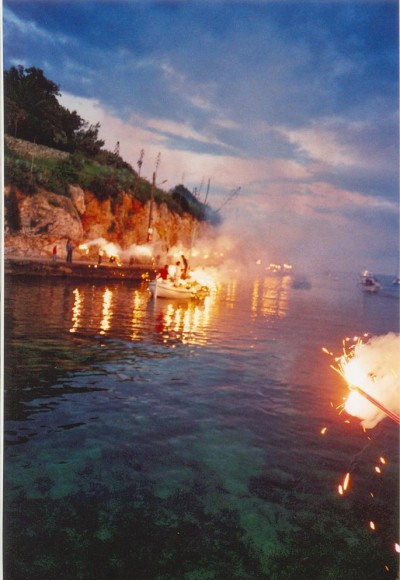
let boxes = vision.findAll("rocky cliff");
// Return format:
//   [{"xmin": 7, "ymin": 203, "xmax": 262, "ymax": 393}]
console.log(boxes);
[{"xmin": 4, "ymin": 185, "xmax": 211, "ymax": 261}]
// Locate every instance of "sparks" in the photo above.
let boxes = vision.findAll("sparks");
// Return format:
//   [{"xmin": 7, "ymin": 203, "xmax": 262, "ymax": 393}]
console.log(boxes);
[{"xmin": 328, "ymin": 335, "xmax": 400, "ymax": 428}]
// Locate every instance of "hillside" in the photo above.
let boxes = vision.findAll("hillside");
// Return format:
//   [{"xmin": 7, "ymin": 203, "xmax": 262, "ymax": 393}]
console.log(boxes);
[
  {"xmin": 3, "ymin": 65, "xmax": 220, "ymax": 263},
  {"xmin": 4, "ymin": 136, "xmax": 217, "ymax": 263}
]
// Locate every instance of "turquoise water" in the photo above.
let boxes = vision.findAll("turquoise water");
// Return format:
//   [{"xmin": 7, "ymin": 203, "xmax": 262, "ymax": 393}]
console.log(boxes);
[{"xmin": 4, "ymin": 272, "xmax": 399, "ymax": 579}]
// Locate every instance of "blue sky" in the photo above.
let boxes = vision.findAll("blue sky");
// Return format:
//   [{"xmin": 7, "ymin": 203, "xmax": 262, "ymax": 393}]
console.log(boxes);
[{"xmin": 3, "ymin": 1, "xmax": 399, "ymax": 272}]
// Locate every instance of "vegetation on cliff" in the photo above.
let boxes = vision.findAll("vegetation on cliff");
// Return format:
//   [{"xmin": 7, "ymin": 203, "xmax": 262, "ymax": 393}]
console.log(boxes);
[{"xmin": 4, "ymin": 65, "xmax": 220, "ymax": 233}]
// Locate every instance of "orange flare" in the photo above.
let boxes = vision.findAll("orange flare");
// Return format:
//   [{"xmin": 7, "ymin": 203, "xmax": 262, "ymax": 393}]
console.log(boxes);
[
  {"xmin": 338, "ymin": 485, "xmax": 343, "ymax": 495},
  {"xmin": 343, "ymin": 472, "xmax": 350, "ymax": 491},
  {"xmin": 379, "ymin": 457, "xmax": 386, "ymax": 465},
  {"xmin": 375, "ymin": 466, "xmax": 381, "ymax": 474},
  {"xmin": 395, "ymin": 543, "xmax": 400, "ymax": 553},
  {"xmin": 320, "ymin": 427, "xmax": 327, "ymax": 435},
  {"xmin": 369, "ymin": 521, "xmax": 376, "ymax": 531}
]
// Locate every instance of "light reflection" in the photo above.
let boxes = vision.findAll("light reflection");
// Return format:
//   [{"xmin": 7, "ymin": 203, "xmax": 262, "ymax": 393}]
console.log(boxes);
[
  {"xmin": 131, "ymin": 290, "xmax": 147, "ymax": 341},
  {"xmin": 251, "ymin": 280, "xmax": 260, "ymax": 319},
  {"xmin": 70, "ymin": 288, "xmax": 83, "ymax": 333},
  {"xmin": 251, "ymin": 275, "xmax": 290, "ymax": 319},
  {"xmin": 155, "ymin": 294, "xmax": 214, "ymax": 346},
  {"xmin": 100, "ymin": 288, "xmax": 113, "ymax": 334},
  {"xmin": 225, "ymin": 280, "xmax": 238, "ymax": 307}
]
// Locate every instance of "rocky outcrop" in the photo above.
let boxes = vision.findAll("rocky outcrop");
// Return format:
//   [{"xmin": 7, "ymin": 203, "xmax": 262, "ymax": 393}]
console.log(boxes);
[
  {"xmin": 69, "ymin": 185, "xmax": 86, "ymax": 215},
  {"xmin": 4, "ymin": 186, "xmax": 212, "ymax": 259},
  {"xmin": 18, "ymin": 189, "xmax": 83, "ymax": 239}
]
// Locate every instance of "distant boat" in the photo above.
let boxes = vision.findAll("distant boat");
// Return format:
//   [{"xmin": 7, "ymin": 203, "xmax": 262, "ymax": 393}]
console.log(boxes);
[
  {"xmin": 291, "ymin": 276, "xmax": 311, "ymax": 289},
  {"xmin": 360, "ymin": 271, "xmax": 380, "ymax": 293}
]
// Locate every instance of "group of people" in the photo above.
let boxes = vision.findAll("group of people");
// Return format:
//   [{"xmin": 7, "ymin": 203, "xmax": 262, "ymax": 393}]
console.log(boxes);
[
  {"xmin": 51, "ymin": 239, "xmax": 74, "ymax": 264},
  {"xmin": 159, "ymin": 254, "xmax": 189, "ymax": 286}
]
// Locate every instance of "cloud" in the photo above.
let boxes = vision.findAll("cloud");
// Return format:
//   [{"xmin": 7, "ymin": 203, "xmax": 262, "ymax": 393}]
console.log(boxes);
[{"xmin": 3, "ymin": 5, "xmax": 72, "ymax": 46}]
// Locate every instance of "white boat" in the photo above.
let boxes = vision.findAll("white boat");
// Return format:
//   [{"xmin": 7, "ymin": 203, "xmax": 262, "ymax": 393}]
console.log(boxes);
[
  {"xmin": 148, "ymin": 278, "xmax": 209, "ymax": 300},
  {"xmin": 360, "ymin": 271, "xmax": 380, "ymax": 293}
]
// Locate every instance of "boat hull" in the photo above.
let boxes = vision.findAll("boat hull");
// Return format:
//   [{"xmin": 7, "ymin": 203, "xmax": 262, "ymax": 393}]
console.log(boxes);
[{"xmin": 148, "ymin": 279, "xmax": 194, "ymax": 299}]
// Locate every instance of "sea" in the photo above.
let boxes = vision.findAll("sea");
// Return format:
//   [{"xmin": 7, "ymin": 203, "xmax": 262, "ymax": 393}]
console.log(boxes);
[{"xmin": 3, "ymin": 270, "xmax": 400, "ymax": 579}]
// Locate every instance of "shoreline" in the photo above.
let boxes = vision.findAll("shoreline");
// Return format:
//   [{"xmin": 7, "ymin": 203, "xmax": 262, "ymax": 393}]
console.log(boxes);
[{"xmin": 4, "ymin": 256, "xmax": 157, "ymax": 282}]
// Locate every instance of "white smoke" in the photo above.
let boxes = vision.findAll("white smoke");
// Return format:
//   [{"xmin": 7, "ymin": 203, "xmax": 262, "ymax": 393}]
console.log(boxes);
[{"xmin": 343, "ymin": 333, "xmax": 400, "ymax": 429}]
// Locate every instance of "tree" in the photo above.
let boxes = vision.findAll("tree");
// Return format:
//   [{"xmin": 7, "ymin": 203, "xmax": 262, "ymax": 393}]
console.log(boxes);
[
  {"xmin": 3, "ymin": 65, "xmax": 104, "ymax": 155},
  {"xmin": 74, "ymin": 122, "xmax": 105, "ymax": 157},
  {"xmin": 4, "ymin": 65, "xmax": 63, "ymax": 145}
]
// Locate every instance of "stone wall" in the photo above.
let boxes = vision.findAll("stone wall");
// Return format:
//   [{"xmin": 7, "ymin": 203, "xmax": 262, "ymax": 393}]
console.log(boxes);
[{"xmin": 5, "ymin": 135, "xmax": 69, "ymax": 160}]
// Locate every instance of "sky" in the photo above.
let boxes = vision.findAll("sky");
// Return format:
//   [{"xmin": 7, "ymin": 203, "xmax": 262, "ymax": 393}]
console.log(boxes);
[{"xmin": 3, "ymin": 0, "xmax": 399, "ymax": 273}]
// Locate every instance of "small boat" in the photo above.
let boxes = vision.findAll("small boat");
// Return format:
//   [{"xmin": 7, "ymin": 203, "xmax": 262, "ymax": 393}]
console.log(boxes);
[
  {"xmin": 148, "ymin": 278, "xmax": 209, "ymax": 300},
  {"xmin": 360, "ymin": 271, "xmax": 380, "ymax": 293}
]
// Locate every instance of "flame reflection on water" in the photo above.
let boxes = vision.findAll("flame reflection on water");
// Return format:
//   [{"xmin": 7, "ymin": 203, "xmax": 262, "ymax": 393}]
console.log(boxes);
[{"xmin": 251, "ymin": 275, "xmax": 290, "ymax": 320}]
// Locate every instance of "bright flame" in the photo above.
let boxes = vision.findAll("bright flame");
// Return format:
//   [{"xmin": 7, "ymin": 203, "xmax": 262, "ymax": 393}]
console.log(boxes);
[
  {"xmin": 330, "ymin": 333, "xmax": 400, "ymax": 428},
  {"xmin": 79, "ymin": 243, "xmax": 89, "ymax": 255},
  {"xmin": 189, "ymin": 267, "xmax": 218, "ymax": 291}
]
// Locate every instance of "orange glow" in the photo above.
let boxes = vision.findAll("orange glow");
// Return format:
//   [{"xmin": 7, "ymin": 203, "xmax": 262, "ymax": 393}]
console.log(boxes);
[
  {"xmin": 375, "ymin": 466, "xmax": 381, "ymax": 474},
  {"xmin": 379, "ymin": 456, "xmax": 386, "ymax": 464},
  {"xmin": 100, "ymin": 288, "xmax": 113, "ymax": 334},
  {"xmin": 369, "ymin": 521, "xmax": 376, "ymax": 531},
  {"xmin": 338, "ymin": 485, "xmax": 343, "ymax": 495},
  {"xmin": 320, "ymin": 427, "xmax": 327, "ymax": 435},
  {"xmin": 343, "ymin": 472, "xmax": 350, "ymax": 491},
  {"xmin": 70, "ymin": 288, "xmax": 83, "ymax": 333}
]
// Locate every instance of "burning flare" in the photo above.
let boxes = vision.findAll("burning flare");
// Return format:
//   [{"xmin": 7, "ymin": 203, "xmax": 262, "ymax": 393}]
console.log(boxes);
[{"xmin": 326, "ymin": 333, "xmax": 400, "ymax": 429}]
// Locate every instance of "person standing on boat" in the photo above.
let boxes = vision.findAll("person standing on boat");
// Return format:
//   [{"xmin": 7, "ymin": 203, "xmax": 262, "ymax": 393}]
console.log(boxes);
[
  {"xmin": 174, "ymin": 261, "xmax": 182, "ymax": 285},
  {"xmin": 181, "ymin": 254, "xmax": 188, "ymax": 279},
  {"xmin": 159, "ymin": 264, "xmax": 169, "ymax": 280},
  {"xmin": 66, "ymin": 238, "xmax": 73, "ymax": 263}
]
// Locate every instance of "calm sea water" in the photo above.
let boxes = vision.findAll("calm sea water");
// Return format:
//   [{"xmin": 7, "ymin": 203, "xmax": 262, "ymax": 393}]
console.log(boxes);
[{"xmin": 4, "ymin": 271, "xmax": 399, "ymax": 579}]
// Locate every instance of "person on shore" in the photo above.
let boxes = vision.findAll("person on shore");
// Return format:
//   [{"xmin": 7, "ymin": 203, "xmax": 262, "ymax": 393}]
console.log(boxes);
[
  {"xmin": 174, "ymin": 261, "xmax": 182, "ymax": 286},
  {"xmin": 66, "ymin": 238, "xmax": 73, "ymax": 263},
  {"xmin": 159, "ymin": 264, "xmax": 169, "ymax": 280},
  {"xmin": 52, "ymin": 245, "xmax": 57, "ymax": 263},
  {"xmin": 181, "ymin": 254, "xmax": 188, "ymax": 279}
]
